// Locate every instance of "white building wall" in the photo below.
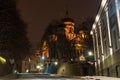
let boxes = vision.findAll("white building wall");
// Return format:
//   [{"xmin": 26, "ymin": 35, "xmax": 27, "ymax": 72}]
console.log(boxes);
[{"xmin": 91, "ymin": 0, "xmax": 120, "ymax": 77}]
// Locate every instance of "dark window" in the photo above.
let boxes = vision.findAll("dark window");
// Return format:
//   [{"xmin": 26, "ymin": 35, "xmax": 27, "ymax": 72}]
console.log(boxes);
[
  {"xmin": 109, "ymin": 3, "xmax": 113, "ymax": 14},
  {"xmin": 113, "ymin": 30, "xmax": 118, "ymax": 49},
  {"xmin": 107, "ymin": 68, "xmax": 110, "ymax": 76},
  {"xmin": 116, "ymin": 65, "xmax": 120, "ymax": 77}
]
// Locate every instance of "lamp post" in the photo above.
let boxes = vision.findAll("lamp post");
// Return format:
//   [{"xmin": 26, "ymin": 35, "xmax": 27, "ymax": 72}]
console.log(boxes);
[
  {"xmin": 54, "ymin": 61, "xmax": 58, "ymax": 66},
  {"xmin": 87, "ymin": 51, "xmax": 95, "ymax": 75},
  {"xmin": 25, "ymin": 57, "xmax": 31, "ymax": 73},
  {"xmin": 87, "ymin": 51, "xmax": 94, "ymax": 62},
  {"xmin": 36, "ymin": 65, "xmax": 40, "ymax": 72}
]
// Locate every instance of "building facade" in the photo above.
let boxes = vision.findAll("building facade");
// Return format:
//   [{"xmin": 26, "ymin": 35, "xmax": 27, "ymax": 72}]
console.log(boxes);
[{"xmin": 91, "ymin": 0, "xmax": 120, "ymax": 77}]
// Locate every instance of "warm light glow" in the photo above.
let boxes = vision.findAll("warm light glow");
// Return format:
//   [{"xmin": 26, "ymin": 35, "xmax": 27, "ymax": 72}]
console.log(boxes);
[
  {"xmin": 42, "ymin": 50, "xmax": 49, "ymax": 58},
  {"xmin": 50, "ymin": 34, "xmax": 58, "ymax": 41},
  {"xmin": 79, "ymin": 55, "xmax": 86, "ymax": 61},
  {"xmin": 96, "ymin": 15, "xmax": 100, "ymax": 22},
  {"xmin": 102, "ymin": 55, "xmax": 104, "ymax": 61},
  {"xmin": 64, "ymin": 20, "xmax": 76, "ymax": 40},
  {"xmin": 43, "ymin": 40, "xmax": 47, "ymax": 46},
  {"xmin": 40, "ymin": 67, "xmax": 44, "ymax": 70},
  {"xmin": 0, "ymin": 56, "xmax": 6, "ymax": 64},
  {"xmin": 79, "ymin": 30, "xmax": 86, "ymax": 39},
  {"xmin": 95, "ymin": 62, "xmax": 97, "ymax": 67},
  {"xmin": 76, "ymin": 44, "xmax": 82, "ymax": 47},
  {"xmin": 75, "ymin": 42, "xmax": 82, "ymax": 50},
  {"xmin": 92, "ymin": 24, "xmax": 96, "ymax": 30},
  {"xmin": 98, "ymin": 59, "xmax": 100, "ymax": 64},
  {"xmin": 28, "ymin": 58, "xmax": 31, "ymax": 62},
  {"xmin": 26, "ymin": 69, "xmax": 29, "ymax": 73},
  {"xmin": 90, "ymin": 31, "xmax": 93, "ymax": 35},
  {"xmin": 64, "ymin": 22, "xmax": 75, "ymax": 26},
  {"xmin": 65, "ymin": 32, "xmax": 76, "ymax": 40},
  {"xmin": 101, "ymin": 0, "xmax": 107, "ymax": 8},
  {"xmin": 110, "ymin": 48, "xmax": 113, "ymax": 55},
  {"xmin": 82, "ymin": 34, "xmax": 85, "ymax": 38},
  {"xmin": 42, "ymin": 40, "xmax": 49, "ymax": 58},
  {"xmin": 36, "ymin": 65, "xmax": 40, "ymax": 69}
]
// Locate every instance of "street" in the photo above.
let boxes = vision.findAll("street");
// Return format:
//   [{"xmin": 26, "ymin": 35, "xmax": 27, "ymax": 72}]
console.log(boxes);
[{"xmin": 1, "ymin": 73, "xmax": 120, "ymax": 80}]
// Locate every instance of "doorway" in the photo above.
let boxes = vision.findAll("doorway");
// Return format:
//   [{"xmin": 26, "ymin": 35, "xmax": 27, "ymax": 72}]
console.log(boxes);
[{"xmin": 116, "ymin": 65, "xmax": 120, "ymax": 77}]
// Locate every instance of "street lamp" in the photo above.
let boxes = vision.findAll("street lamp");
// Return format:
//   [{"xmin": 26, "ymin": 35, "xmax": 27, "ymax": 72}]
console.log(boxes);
[
  {"xmin": 88, "ymin": 51, "xmax": 93, "ymax": 56},
  {"xmin": 87, "ymin": 51, "xmax": 94, "ymax": 62},
  {"xmin": 28, "ymin": 58, "xmax": 31, "ymax": 73},
  {"xmin": 36, "ymin": 65, "xmax": 40, "ymax": 72},
  {"xmin": 26, "ymin": 69, "xmax": 29, "ymax": 73},
  {"xmin": 36, "ymin": 63, "xmax": 44, "ymax": 73},
  {"xmin": 42, "ymin": 56, "xmax": 45, "ymax": 60},
  {"xmin": 54, "ymin": 61, "xmax": 58, "ymax": 66},
  {"xmin": 36, "ymin": 65, "xmax": 40, "ymax": 69},
  {"xmin": 87, "ymin": 51, "xmax": 94, "ymax": 65}
]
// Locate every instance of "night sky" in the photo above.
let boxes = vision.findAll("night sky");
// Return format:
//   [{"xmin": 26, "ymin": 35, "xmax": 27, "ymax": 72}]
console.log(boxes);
[{"xmin": 17, "ymin": 0, "xmax": 100, "ymax": 48}]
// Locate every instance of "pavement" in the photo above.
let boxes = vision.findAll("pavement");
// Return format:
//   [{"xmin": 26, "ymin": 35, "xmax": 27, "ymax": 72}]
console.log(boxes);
[{"xmin": 0, "ymin": 73, "xmax": 120, "ymax": 80}]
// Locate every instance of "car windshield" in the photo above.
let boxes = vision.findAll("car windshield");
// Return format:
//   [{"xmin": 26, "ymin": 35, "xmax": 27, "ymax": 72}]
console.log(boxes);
[{"xmin": 0, "ymin": 0, "xmax": 120, "ymax": 80}]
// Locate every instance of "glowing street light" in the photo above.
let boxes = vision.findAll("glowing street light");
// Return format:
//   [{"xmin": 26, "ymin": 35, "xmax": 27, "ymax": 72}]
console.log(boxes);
[
  {"xmin": 36, "ymin": 65, "xmax": 40, "ymax": 69},
  {"xmin": 54, "ymin": 61, "xmax": 58, "ymax": 65},
  {"xmin": 42, "ymin": 56, "xmax": 45, "ymax": 60},
  {"xmin": 26, "ymin": 69, "xmax": 29, "ymax": 73},
  {"xmin": 88, "ymin": 51, "xmax": 93, "ymax": 56}
]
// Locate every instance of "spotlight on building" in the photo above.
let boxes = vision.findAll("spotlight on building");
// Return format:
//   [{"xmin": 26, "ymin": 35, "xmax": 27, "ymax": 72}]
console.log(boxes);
[{"xmin": 0, "ymin": 56, "xmax": 6, "ymax": 64}]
